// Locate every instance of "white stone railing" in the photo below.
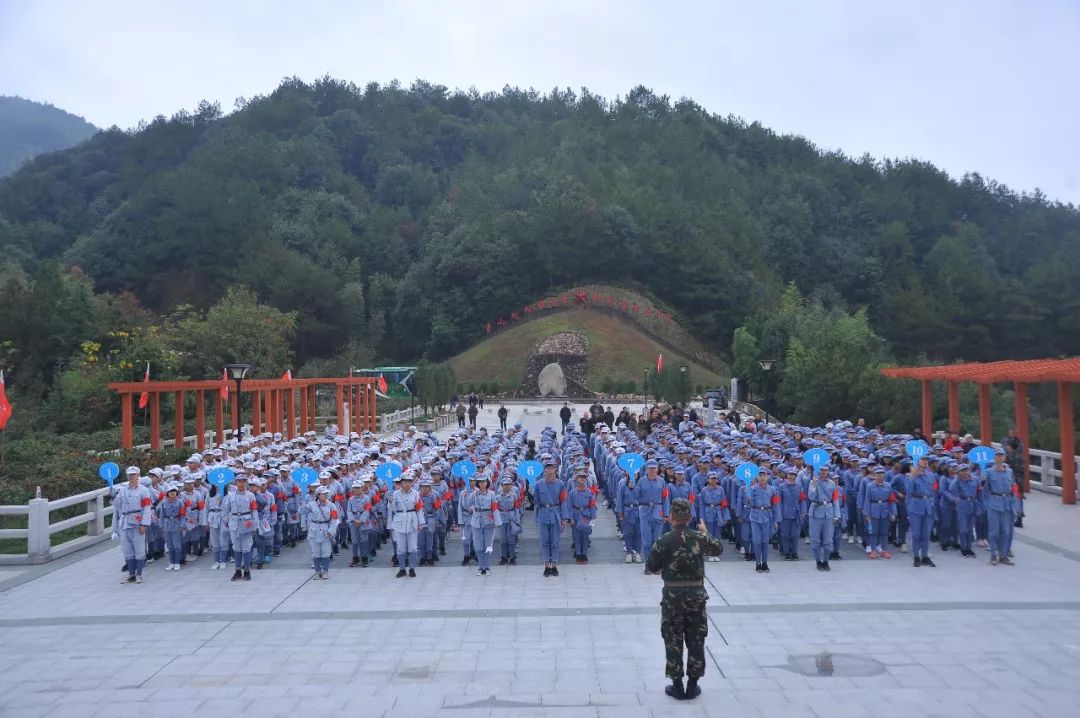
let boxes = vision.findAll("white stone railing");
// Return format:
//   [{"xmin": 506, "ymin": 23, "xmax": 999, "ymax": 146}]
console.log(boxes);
[{"xmin": 0, "ymin": 487, "xmax": 114, "ymax": 565}]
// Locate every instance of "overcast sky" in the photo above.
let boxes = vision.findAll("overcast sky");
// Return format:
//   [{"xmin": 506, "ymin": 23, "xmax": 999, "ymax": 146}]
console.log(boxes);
[{"xmin": 2, "ymin": 0, "xmax": 1077, "ymax": 204}]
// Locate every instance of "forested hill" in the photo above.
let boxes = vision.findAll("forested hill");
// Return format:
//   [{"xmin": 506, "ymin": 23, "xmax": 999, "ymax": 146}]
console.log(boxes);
[
  {"xmin": 2, "ymin": 77, "xmax": 1079, "ymax": 377},
  {"xmin": 0, "ymin": 96, "xmax": 97, "ymax": 177}
]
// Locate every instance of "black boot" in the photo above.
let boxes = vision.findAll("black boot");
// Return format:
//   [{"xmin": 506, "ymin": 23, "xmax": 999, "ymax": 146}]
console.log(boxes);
[
  {"xmin": 408, "ymin": 568, "xmax": 416, "ymax": 578},
  {"xmin": 395, "ymin": 569, "xmax": 407, "ymax": 578},
  {"xmin": 922, "ymin": 556, "xmax": 936, "ymax": 567},
  {"xmin": 231, "ymin": 569, "xmax": 242, "ymax": 581},
  {"xmin": 665, "ymin": 678, "xmax": 686, "ymax": 700},
  {"xmin": 243, "ymin": 569, "xmax": 251, "ymax": 581},
  {"xmin": 913, "ymin": 557, "xmax": 921, "ymax": 567},
  {"xmin": 392, "ymin": 555, "xmax": 399, "ymax": 567},
  {"xmin": 816, "ymin": 561, "xmax": 823, "ymax": 571},
  {"xmin": 685, "ymin": 677, "xmax": 701, "ymax": 699},
  {"xmin": 350, "ymin": 557, "xmax": 360, "ymax": 567},
  {"xmin": 461, "ymin": 556, "xmax": 470, "ymax": 566},
  {"xmin": 822, "ymin": 561, "xmax": 831, "ymax": 571},
  {"xmin": 762, "ymin": 562, "xmax": 770, "ymax": 572}
]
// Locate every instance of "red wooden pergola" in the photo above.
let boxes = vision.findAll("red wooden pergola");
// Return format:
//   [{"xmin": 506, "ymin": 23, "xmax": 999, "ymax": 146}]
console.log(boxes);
[
  {"xmin": 881, "ymin": 358, "xmax": 1080, "ymax": 504},
  {"xmin": 107, "ymin": 376, "xmax": 378, "ymax": 451}
]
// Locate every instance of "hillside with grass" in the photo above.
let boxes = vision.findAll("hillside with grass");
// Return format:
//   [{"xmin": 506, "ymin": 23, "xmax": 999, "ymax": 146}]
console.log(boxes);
[{"xmin": 449, "ymin": 307, "xmax": 727, "ymax": 395}]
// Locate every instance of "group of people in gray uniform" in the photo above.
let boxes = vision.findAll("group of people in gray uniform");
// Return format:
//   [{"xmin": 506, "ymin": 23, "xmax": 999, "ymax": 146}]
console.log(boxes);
[
  {"xmin": 591, "ymin": 418, "xmax": 1025, "ymax": 573},
  {"xmin": 109, "ymin": 422, "xmax": 606, "ymax": 583},
  {"xmin": 109, "ymin": 414, "xmax": 1026, "ymax": 584}
]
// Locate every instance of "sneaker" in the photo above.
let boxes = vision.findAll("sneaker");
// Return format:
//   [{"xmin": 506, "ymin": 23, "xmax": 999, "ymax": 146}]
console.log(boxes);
[
  {"xmin": 1000, "ymin": 556, "xmax": 1014, "ymax": 566},
  {"xmin": 624, "ymin": 553, "xmax": 633, "ymax": 564},
  {"xmin": 632, "ymin": 552, "xmax": 641, "ymax": 563},
  {"xmin": 791, "ymin": 554, "xmax": 799, "ymax": 561},
  {"xmin": 122, "ymin": 575, "xmax": 135, "ymax": 584},
  {"xmin": 173, "ymin": 563, "xmax": 181, "ymax": 571},
  {"xmin": 321, "ymin": 572, "xmax": 329, "ymax": 580},
  {"xmin": 135, "ymin": 575, "xmax": 143, "ymax": 583},
  {"xmin": 509, "ymin": 557, "xmax": 517, "ymax": 565},
  {"xmin": 804, "ymin": 537, "xmax": 810, "ymax": 545},
  {"xmin": 868, "ymin": 550, "xmax": 878, "ymax": 560},
  {"xmin": 990, "ymin": 556, "xmax": 999, "ymax": 565},
  {"xmin": 881, "ymin": 551, "xmax": 891, "ymax": 559},
  {"xmin": 841, "ymin": 533, "xmax": 848, "ymax": 540},
  {"xmin": 900, "ymin": 543, "xmax": 908, "ymax": 553},
  {"xmin": 848, "ymin": 536, "xmax": 856, "ymax": 544}
]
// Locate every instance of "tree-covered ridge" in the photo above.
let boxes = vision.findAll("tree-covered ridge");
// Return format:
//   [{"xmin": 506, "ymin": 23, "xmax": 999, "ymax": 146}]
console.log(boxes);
[
  {"xmin": 0, "ymin": 96, "xmax": 98, "ymax": 177},
  {"xmin": 1, "ymin": 77, "xmax": 1078, "ymax": 381}
]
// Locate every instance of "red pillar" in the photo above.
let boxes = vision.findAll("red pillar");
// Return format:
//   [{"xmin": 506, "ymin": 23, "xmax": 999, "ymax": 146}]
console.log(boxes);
[
  {"xmin": 358, "ymin": 383, "xmax": 367, "ymax": 433},
  {"xmin": 121, "ymin": 392, "xmax": 133, "ymax": 449},
  {"xmin": 947, "ymin": 382, "xmax": 960, "ymax": 432},
  {"xmin": 299, "ymin": 385, "xmax": 308, "ymax": 434},
  {"xmin": 274, "ymin": 389, "xmax": 279, "ymax": 433},
  {"xmin": 195, "ymin": 390, "xmax": 206, "ymax": 451},
  {"xmin": 370, "ymin": 383, "xmax": 378, "ymax": 431},
  {"xmin": 215, "ymin": 392, "xmax": 225, "ymax": 446},
  {"xmin": 150, "ymin": 392, "xmax": 161, "ymax": 450},
  {"xmin": 1014, "ymin": 382, "xmax": 1030, "ymax": 493},
  {"xmin": 978, "ymin": 383, "xmax": 992, "ymax": 446},
  {"xmin": 308, "ymin": 386, "xmax": 316, "ymax": 432},
  {"xmin": 921, "ymin": 380, "xmax": 933, "ymax": 438},
  {"xmin": 336, "ymin": 384, "xmax": 345, "ymax": 431},
  {"xmin": 287, "ymin": 387, "xmax": 297, "ymax": 439},
  {"xmin": 252, "ymin": 389, "xmax": 262, "ymax": 436},
  {"xmin": 1058, "ymin": 381, "xmax": 1076, "ymax": 505},
  {"xmin": 353, "ymin": 385, "xmax": 362, "ymax": 434},
  {"xmin": 174, "ymin": 390, "xmax": 185, "ymax": 448}
]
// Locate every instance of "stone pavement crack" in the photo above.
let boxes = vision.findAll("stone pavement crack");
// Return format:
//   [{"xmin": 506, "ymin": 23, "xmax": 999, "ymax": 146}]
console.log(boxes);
[{"xmin": 2, "ymin": 600, "xmax": 1079, "ymax": 628}]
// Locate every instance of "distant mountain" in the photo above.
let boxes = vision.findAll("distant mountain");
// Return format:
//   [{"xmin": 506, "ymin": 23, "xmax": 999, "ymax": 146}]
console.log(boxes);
[{"xmin": 0, "ymin": 96, "xmax": 97, "ymax": 177}]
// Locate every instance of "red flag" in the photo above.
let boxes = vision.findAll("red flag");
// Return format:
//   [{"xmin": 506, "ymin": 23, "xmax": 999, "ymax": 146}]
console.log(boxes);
[
  {"xmin": 0, "ymin": 370, "xmax": 12, "ymax": 430},
  {"xmin": 656, "ymin": 354, "xmax": 664, "ymax": 373},
  {"xmin": 220, "ymin": 368, "xmax": 229, "ymax": 400},
  {"xmin": 377, "ymin": 374, "xmax": 388, "ymax": 394},
  {"xmin": 138, "ymin": 362, "xmax": 150, "ymax": 409},
  {"xmin": 281, "ymin": 369, "xmax": 292, "ymax": 381}
]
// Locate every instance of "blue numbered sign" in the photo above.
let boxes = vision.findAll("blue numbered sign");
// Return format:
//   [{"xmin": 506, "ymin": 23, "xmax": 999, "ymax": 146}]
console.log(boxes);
[
  {"xmin": 452, "ymin": 460, "xmax": 477, "ymax": 481},
  {"xmin": 98, "ymin": 462, "xmax": 120, "ymax": 487},
  {"xmin": 735, "ymin": 462, "xmax": 760, "ymax": 484},
  {"xmin": 803, "ymin": 448, "xmax": 831, "ymax": 473},
  {"xmin": 517, "ymin": 460, "xmax": 543, "ymax": 488},
  {"xmin": 617, "ymin": 452, "xmax": 645, "ymax": 477},
  {"xmin": 291, "ymin": 466, "xmax": 319, "ymax": 489},
  {"xmin": 374, "ymin": 462, "xmax": 402, "ymax": 484},
  {"xmin": 207, "ymin": 467, "xmax": 235, "ymax": 489},
  {"xmin": 967, "ymin": 445, "xmax": 994, "ymax": 467},
  {"xmin": 905, "ymin": 440, "xmax": 931, "ymax": 460}
]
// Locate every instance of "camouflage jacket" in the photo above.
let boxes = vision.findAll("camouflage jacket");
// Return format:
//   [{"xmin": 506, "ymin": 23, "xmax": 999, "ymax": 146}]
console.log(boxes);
[{"xmin": 645, "ymin": 526, "xmax": 723, "ymax": 585}]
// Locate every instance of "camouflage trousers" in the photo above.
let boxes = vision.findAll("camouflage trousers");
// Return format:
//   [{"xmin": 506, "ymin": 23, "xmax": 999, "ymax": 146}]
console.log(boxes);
[{"xmin": 660, "ymin": 588, "xmax": 708, "ymax": 680}]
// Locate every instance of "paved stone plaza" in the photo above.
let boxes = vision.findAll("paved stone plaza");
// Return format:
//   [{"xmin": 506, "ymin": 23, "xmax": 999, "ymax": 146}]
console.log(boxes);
[{"xmin": 1, "ymin": 403, "xmax": 1079, "ymax": 717}]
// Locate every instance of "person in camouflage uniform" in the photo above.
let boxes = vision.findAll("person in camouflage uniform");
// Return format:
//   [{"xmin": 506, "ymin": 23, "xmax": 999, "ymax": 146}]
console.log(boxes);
[{"xmin": 645, "ymin": 497, "xmax": 723, "ymax": 700}]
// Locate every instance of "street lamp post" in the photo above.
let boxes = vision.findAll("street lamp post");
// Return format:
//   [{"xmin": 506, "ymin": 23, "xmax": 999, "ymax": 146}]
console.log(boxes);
[
  {"xmin": 679, "ymin": 365, "xmax": 688, "ymax": 406},
  {"xmin": 757, "ymin": 359, "xmax": 776, "ymax": 424},
  {"xmin": 224, "ymin": 363, "xmax": 252, "ymax": 440}
]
